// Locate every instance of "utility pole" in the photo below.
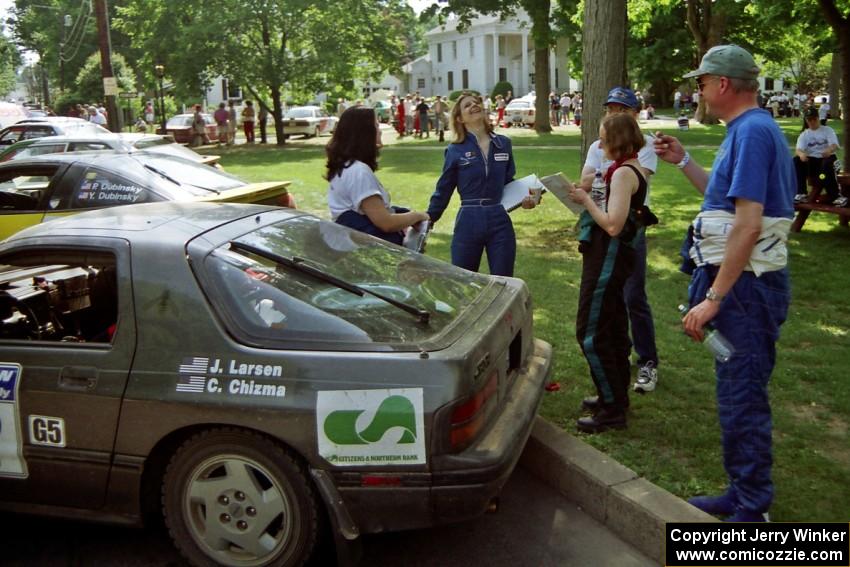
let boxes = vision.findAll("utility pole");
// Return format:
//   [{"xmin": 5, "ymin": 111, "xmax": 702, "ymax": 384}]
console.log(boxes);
[{"xmin": 94, "ymin": 0, "xmax": 122, "ymax": 132}]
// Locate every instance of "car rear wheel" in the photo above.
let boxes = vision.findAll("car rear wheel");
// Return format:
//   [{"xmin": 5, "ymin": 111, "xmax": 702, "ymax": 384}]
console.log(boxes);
[{"xmin": 162, "ymin": 428, "xmax": 319, "ymax": 567}]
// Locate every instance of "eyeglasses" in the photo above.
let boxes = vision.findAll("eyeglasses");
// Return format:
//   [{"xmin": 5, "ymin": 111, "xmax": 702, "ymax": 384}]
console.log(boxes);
[{"xmin": 696, "ymin": 76, "xmax": 719, "ymax": 92}]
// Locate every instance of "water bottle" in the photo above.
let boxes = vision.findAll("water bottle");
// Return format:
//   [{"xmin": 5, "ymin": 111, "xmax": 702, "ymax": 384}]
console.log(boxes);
[
  {"xmin": 591, "ymin": 168, "xmax": 607, "ymax": 210},
  {"xmin": 677, "ymin": 304, "xmax": 734, "ymax": 363}
]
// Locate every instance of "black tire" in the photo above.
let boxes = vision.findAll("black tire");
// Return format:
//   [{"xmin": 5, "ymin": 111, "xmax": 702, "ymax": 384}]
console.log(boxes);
[{"xmin": 162, "ymin": 428, "xmax": 318, "ymax": 567}]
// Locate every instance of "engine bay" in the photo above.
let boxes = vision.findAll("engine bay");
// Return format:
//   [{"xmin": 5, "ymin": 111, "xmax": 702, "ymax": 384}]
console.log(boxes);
[{"xmin": 0, "ymin": 263, "xmax": 117, "ymax": 342}]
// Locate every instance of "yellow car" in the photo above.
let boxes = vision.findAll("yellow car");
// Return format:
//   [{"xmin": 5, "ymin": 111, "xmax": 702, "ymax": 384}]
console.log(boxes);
[{"xmin": 0, "ymin": 151, "xmax": 292, "ymax": 240}]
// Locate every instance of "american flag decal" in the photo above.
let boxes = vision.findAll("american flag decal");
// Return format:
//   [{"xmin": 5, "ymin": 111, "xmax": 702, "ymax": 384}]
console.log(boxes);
[
  {"xmin": 179, "ymin": 357, "xmax": 209, "ymax": 374},
  {"xmin": 176, "ymin": 376, "xmax": 206, "ymax": 393}
]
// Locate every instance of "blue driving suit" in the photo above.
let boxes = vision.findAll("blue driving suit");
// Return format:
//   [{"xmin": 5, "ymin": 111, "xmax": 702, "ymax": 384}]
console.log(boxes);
[
  {"xmin": 688, "ymin": 108, "xmax": 794, "ymax": 516},
  {"xmin": 427, "ymin": 132, "xmax": 517, "ymax": 276}
]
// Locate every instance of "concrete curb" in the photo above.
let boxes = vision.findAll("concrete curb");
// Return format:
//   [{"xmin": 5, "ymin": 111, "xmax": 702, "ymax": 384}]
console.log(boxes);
[{"xmin": 520, "ymin": 416, "xmax": 718, "ymax": 564}]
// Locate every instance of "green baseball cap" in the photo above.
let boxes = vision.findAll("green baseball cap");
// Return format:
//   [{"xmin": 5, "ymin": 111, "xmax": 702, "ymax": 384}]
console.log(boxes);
[{"xmin": 683, "ymin": 45, "xmax": 760, "ymax": 80}]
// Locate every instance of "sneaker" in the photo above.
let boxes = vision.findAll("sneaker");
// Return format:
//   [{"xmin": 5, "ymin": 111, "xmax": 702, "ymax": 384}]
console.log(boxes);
[
  {"xmin": 576, "ymin": 407, "xmax": 626, "ymax": 434},
  {"xmin": 832, "ymin": 196, "xmax": 848, "ymax": 207},
  {"xmin": 633, "ymin": 362, "xmax": 658, "ymax": 393},
  {"xmin": 794, "ymin": 193, "xmax": 809, "ymax": 204},
  {"xmin": 688, "ymin": 491, "xmax": 738, "ymax": 516}
]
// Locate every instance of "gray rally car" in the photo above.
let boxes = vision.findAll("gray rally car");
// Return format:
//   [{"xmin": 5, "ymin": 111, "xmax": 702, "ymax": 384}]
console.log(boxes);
[{"xmin": 0, "ymin": 202, "xmax": 552, "ymax": 566}]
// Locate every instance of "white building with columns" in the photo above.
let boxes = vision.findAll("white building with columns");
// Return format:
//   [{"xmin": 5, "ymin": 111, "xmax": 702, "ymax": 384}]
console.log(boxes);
[{"xmin": 406, "ymin": 11, "xmax": 578, "ymax": 98}]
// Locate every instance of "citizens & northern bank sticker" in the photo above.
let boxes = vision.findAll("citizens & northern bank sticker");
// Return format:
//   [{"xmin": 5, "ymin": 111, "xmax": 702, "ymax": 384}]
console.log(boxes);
[{"xmin": 317, "ymin": 388, "xmax": 426, "ymax": 466}]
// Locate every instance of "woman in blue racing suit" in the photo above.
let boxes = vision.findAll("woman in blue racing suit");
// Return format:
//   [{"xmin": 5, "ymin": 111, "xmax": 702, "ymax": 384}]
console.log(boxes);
[{"xmin": 426, "ymin": 93, "xmax": 536, "ymax": 277}]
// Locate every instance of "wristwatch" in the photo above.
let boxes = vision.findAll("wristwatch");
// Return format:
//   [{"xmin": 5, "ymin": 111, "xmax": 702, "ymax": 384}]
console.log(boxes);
[{"xmin": 706, "ymin": 287, "xmax": 724, "ymax": 302}]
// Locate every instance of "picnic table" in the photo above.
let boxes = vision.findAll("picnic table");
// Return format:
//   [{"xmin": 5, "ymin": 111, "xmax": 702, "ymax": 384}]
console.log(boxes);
[{"xmin": 791, "ymin": 172, "xmax": 850, "ymax": 232}]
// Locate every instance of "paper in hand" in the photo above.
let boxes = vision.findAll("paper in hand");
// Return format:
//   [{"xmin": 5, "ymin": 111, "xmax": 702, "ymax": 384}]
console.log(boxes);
[
  {"xmin": 540, "ymin": 172, "xmax": 585, "ymax": 215},
  {"xmin": 501, "ymin": 174, "xmax": 546, "ymax": 212}
]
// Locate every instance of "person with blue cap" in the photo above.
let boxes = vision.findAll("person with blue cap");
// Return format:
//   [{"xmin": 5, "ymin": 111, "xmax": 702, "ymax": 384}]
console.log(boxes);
[
  {"xmin": 580, "ymin": 87, "xmax": 660, "ymax": 397},
  {"xmin": 654, "ymin": 45, "xmax": 795, "ymax": 523}
]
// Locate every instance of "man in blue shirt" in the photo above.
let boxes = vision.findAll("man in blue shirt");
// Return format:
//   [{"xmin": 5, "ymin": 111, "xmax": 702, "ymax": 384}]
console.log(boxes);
[{"xmin": 654, "ymin": 45, "xmax": 795, "ymax": 523}]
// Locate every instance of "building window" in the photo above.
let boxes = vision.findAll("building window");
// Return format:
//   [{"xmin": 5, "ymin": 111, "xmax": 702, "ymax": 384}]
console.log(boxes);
[
  {"xmin": 226, "ymin": 80, "xmax": 241, "ymax": 100},
  {"xmin": 499, "ymin": 68, "xmax": 507, "ymax": 82},
  {"xmin": 437, "ymin": 43, "xmax": 442, "ymax": 63},
  {"xmin": 764, "ymin": 77, "xmax": 774, "ymax": 90},
  {"xmin": 447, "ymin": 71, "xmax": 454, "ymax": 91},
  {"xmin": 469, "ymin": 38, "xmax": 474, "ymax": 57},
  {"xmin": 462, "ymin": 70, "xmax": 469, "ymax": 89},
  {"xmin": 417, "ymin": 78, "xmax": 425, "ymax": 89},
  {"xmin": 529, "ymin": 73, "xmax": 535, "ymax": 86},
  {"xmin": 452, "ymin": 41, "xmax": 457, "ymax": 60},
  {"xmin": 498, "ymin": 37, "xmax": 505, "ymax": 57},
  {"xmin": 555, "ymin": 68, "xmax": 559, "ymax": 89}
]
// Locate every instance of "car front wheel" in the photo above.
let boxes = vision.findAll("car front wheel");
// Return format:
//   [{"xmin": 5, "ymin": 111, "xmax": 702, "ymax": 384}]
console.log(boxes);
[{"xmin": 162, "ymin": 428, "xmax": 319, "ymax": 567}]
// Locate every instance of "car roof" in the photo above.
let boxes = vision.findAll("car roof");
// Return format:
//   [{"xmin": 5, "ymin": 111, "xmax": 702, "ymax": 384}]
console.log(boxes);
[
  {"xmin": 7, "ymin": 133, "xmax": 166, "ymax": 145},
  {"xmin": 13, "ymin": 117, "xmax": 90, "ymax": 125},
  {"xmin": 3, "ymin": 201, "xmax": 293, "ymax": 245}
]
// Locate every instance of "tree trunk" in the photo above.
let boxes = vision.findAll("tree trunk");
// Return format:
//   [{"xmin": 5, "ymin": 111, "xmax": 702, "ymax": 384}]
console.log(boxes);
[
  {"xmin": 818, "ymin": 0, "xmax": 848, "ymax": 172},
  {"xmin": 828, "ymin": 51, "xmax": 841, "ymax": 120},
  {"xmin": 529, "ymin": 0, "xmax": 552, "ymax": 133},
  {"xmin": 533, "ymin": 47, "xmax": 551, "ymax": 133},
  {"xmin": 685, "ymin": 0, "xmax": 722, "ymax": 125},
  {"xmin": 580, "ymin": 0, "xmax": 627, "ymax": 164},
  {"xmin": 272, "ymin": 84, "xmax": 285, "ymax": 146}
]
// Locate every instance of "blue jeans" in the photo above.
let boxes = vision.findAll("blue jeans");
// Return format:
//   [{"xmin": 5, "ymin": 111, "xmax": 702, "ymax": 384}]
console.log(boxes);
[
  {"xmin": 624, "ymin": 231, "xmax": 658, "ymax": 367},
  {"xmin": 451, "ymin": 204, "xmax": 516, "ymax": 276},
  {"xmin": 688, "ymin": 266, "xmax": 790, "ymax": 514}
]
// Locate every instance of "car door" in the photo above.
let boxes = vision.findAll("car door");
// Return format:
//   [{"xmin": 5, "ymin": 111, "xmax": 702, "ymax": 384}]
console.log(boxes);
[
  {"xmin": 0, "ymin": 162, "xmax": 70, "ymax": 240},
  {"xmin": 0, "ymin": 238, "xmax": 135, "ymax": 509}
]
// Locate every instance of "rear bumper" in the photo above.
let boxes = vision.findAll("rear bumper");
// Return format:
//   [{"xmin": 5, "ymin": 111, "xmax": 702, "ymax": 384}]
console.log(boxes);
[{"xmin": 326, "ymin": 338, "xmax": 552, "ymax": 534}]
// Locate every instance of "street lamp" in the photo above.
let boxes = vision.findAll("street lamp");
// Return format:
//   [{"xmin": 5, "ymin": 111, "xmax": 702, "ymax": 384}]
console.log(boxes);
[{"xmin": 154, "ymin": 63, "xmax": 166, "ymax": 134}]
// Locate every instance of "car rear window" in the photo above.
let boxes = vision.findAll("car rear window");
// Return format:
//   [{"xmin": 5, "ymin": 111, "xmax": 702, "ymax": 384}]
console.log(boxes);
[
  {"xmin": 202, "ymin": 216, "xmax": 492, "ymax": 349},
  {"xmin": 166, "ymin": 116, "xmax": 192, "ymax": 128},
  {"xmin": 133, "ymin": 154, "xmax": 244, "ymax": 191},
  {"xmin": 285, "ymin": 109, "xmax": 313, "ymax": 119}
]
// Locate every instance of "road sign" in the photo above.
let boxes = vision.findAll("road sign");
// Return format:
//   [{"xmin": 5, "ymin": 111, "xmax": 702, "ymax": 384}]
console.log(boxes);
[
  {"xmin": 103, "ymin": 77, "xmax": 118, "ymax": 96},
  {"xmin": 119, "ymin": 92, "xmax": 137, "ymax": 99}
]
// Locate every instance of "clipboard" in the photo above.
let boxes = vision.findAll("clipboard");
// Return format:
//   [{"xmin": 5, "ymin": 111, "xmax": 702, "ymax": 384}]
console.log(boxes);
[
  {"xmin": 540, "ymin": 172, "xmax": 585, "ymax": 215},
  {"xmin": 501, "ymin": 174, "xmax": 545, "ymax": 212}
]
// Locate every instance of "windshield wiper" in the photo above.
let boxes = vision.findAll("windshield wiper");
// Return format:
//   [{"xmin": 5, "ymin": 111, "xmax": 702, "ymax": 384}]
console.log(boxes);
[
  {"xmin": 230, "ymin": 241, "xmax": 431, "ymax": 325},
  {"xmin": 144, "ymin": 164, "xmax": 181, "ymax": 186},
  {"xmin": 144, "ymin": 163, "xmax": 220, "ymax": 195}
]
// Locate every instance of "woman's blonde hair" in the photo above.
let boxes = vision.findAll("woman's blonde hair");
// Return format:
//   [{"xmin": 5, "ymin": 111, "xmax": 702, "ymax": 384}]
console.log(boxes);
[
  {"xmin": 451, "ymin": 93, "xmax": 494, "ymax": 144},
  {"xmin": 600, "ymin": 113, "xmax": 645, "ymax": 160}
]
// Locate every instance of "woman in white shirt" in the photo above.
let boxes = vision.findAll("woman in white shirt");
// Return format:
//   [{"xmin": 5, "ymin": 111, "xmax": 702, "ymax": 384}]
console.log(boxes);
[{"xmin": 326, "ymin": 107, "xmax": 429, "ymax": 245}]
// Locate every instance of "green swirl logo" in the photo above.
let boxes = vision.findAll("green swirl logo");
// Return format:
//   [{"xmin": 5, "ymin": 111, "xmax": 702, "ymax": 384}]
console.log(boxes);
[{"xmin": 324, "ymin": 395, "xmax": 417, "ymax": 445}]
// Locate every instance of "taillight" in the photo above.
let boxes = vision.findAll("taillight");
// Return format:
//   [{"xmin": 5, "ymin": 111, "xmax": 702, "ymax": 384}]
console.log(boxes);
[{"xmin": 449, "ymin": 370, "xmax": 498, "ymax": 450}]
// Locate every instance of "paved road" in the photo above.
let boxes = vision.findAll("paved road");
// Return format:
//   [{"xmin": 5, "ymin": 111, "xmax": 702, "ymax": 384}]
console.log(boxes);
[{"xmin": 1, "ymin": 468, "xmax": 653, "ymax": 566}]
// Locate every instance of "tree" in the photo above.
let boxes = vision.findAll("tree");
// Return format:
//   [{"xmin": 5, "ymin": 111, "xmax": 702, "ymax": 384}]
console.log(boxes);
[
  {"xmin": 0, "ymin": 32, "xmax": 22, "ymax": 98},
  {"xmin": 627, "ymin": 2, "xmax": 695, "ymax": 107},
  {"xmin": 580, "ymin": 0, "xmax": 627, "ymax": 161},
  {"xmin": 74, "ymin": 51, "xmax": 135, "ymax": 102},
  {"xmin": 817, "ymin": 0, "xmax": 849, "ymax": 168},
  {"xmin": 116, "ymin": 0, "xmax": 409, "ymax": 145},
  {"xmin": 424, "ymin": 0, "xmax": 569, "ymax": 134}
]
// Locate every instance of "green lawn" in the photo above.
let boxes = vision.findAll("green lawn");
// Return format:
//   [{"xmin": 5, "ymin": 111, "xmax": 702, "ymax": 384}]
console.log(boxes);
[{"xmin": 211, "ymin": 116, "xmax": 849, "ymax": 522}]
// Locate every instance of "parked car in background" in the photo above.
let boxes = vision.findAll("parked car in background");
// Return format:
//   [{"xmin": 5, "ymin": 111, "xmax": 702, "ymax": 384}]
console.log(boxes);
[
  {"xmin": 0, "ymin": 151, "xmax": 293, "ymax": 239},
  {"xmin": 164, "ymin": 113, "xmax": 218, "ymax": 145},
  {"xmin": 372, "ymin": 100, "xmax": 393, "ymax": 123},
  {"xmin": 0, "ymin": 133, "xmax": 222, "ymax": 167},
  {"xmin": 0, "ymin": 200, "xmax": 552, "ymax": 567},
  {"xmin": 0, "ymin": 118, "xmax": 109, "ymax": 146},
  {"xmin": 504, "ymin": 99, "xmax": 535, "ymax": 127},
  {"xmin": 282, "ymin": 106, "xmax": 337, "ymax": 139}
]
